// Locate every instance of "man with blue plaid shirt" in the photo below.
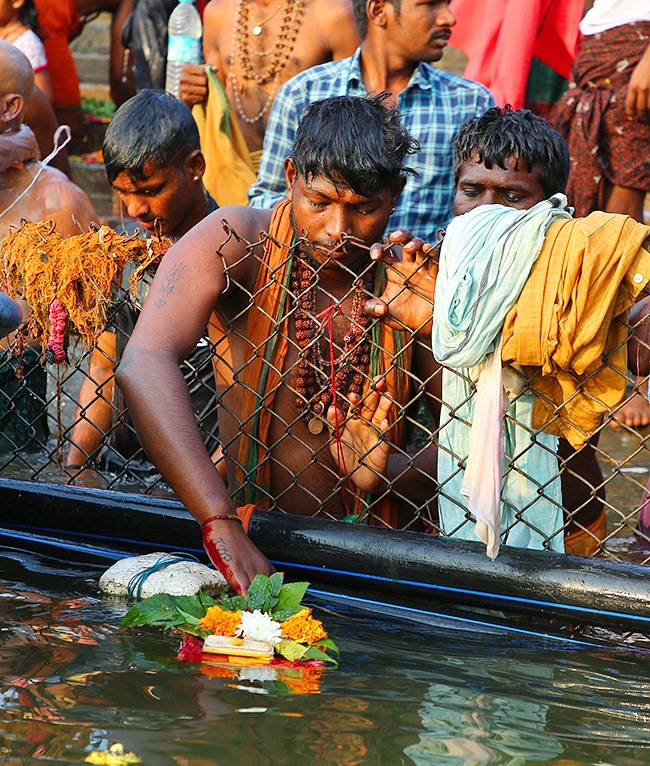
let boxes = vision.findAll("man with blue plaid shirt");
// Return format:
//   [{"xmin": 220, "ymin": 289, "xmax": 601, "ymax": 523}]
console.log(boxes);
[{"xmin": 248, "ymin": 0, "xmax": 495, "ymax": 240}]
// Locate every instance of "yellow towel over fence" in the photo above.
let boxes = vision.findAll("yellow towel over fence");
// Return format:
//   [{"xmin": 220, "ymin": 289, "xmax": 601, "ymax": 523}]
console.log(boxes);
[
  {"xmin": 502, "ymin": 212, "xmax": 650, "ymax": 448},
  {"xmin": 192, "ymin": 67, "xmax": 256, "ymax": 207}
]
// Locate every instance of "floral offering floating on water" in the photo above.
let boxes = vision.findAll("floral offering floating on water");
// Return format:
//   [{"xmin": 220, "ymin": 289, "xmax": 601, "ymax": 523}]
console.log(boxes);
[
  {"xmin": 84, "ymin": 742, "xmax": 141, "ymax": 765},
  {"xmin": 121, "ymin": 573, "xmax": 339, "ymax": 681}
]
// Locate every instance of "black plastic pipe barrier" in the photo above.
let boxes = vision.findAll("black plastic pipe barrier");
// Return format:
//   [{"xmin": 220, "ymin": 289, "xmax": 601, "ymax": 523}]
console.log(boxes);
[{"xmin": 2, "ymin": 477, "xmax": 650, "ymax": 632}]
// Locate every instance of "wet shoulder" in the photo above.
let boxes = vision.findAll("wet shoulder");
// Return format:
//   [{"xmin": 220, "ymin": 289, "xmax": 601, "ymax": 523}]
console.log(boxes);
[{"xmin": 202, "ymin": 204, "xmax": 274, "ymax": 246}]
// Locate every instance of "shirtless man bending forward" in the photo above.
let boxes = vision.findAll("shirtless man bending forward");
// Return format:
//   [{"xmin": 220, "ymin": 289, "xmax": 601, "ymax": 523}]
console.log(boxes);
[{"xmin": 117, "ymin": 95, "xmax": 439, "ymax": 593}]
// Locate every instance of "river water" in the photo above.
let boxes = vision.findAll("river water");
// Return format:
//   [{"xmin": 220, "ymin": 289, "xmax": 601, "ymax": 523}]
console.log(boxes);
[{"xmin": 2, "ymin": 547, "xmax": 650, "ymax": 766}]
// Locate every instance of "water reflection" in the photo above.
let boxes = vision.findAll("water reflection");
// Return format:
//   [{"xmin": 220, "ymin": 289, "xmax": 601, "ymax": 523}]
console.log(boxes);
[{"xmin": 2, "ymin": 550, "xmax": 650, "ymax": 765}]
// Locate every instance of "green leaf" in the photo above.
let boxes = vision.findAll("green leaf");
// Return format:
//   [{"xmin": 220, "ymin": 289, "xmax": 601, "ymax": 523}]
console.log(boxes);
[
  {"xmin": 121, "ymin": 592, "xmax": 214, "ymax": 631},
  {"xmin": 246, "ymin": 574, "xmax": 269, "ymax": 612},
  {"xmin": 303, "ymin": 645, "xmax": 338, "ymax": 665},
  {"xmin": 270, "ymin": 605, "xmax": 303, "ymax": 622},
  {"xmin": 263, "ymin": 572, "xmax": 284, "ymax": 612},
  {"xmin": 219, "ymin": 593, "xmax": 247, "ymax": 612},
  {"xmin": 275, "ymin": 581, "xmax": 309, "ymax": 613},
  {"xmin": 179, "ymin": 624, "xmax": 211, "ymax": 638},
  {"xmin": 122, "ymin": 594, "xmax": 189, "ymax": 627},
  {"xmin": 311, "ymin": 638, "xmax": 339, "ymax": 656},
  {"xmin": 275, "ymin": 639, "xmax": 308, "ymax": 662},
  {"xmin": 198, "ymin": 591, "xmax": 218, "ymax": 610}
]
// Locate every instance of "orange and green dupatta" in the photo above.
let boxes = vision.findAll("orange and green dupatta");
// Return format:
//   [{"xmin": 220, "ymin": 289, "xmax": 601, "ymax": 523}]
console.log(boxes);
[{"xmin": 235, "ymin": 198, "xmax": 412, "ymax": 527}]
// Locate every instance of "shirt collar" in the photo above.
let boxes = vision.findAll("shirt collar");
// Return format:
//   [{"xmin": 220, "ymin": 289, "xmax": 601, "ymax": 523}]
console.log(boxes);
[{"xmin": 347, "ymin": 47, "xmax": 434, "ymax": 93}]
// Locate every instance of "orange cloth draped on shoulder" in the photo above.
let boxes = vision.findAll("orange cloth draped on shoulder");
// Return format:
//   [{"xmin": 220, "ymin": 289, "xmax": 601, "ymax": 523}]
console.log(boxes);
[
  {"xmin": 502, "ymin": 213, "xmax": 650, "ymax": 449},
  {"xmin": 448, "ymin": 0, "xmax": 582, "ymax": 108},
  {"xmin": 34, "ymin": 0, "xmax": 81, "ymax": 109},
  {"xmin": 235, "ymin": 198, "xmax": 412, "ymax": 527}
]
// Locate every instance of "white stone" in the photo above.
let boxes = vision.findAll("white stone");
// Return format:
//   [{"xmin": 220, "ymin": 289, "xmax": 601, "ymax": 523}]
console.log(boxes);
[{"xmin": 99, "ymin": 552, "xmax": 228, "ymax": 599}]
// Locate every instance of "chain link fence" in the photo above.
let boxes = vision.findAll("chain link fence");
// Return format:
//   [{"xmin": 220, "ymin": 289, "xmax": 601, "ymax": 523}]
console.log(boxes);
[{"xmin": 1, "ymin": 222, "xmax": 650, "ymax": 568}]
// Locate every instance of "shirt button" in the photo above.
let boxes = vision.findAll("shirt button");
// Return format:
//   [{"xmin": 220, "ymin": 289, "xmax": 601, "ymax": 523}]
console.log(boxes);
[{"xmin": 634, "ymin": 273, "xmax": 644, "ymax": 284}]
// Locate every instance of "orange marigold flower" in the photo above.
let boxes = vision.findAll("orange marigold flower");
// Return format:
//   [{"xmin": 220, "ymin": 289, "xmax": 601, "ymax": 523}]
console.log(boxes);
[
  {"xmin": 281, "ymin": 608, "xmax": 328, "ymax": 644},
  {"xmin": 199, "ymin": 606, "xmax": 243, "ymax": 636}
]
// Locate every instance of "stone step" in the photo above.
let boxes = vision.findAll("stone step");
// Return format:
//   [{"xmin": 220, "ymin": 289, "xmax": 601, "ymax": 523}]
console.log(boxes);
[
  {"xmin": 71, "ymin": 13, "xmax": 112, "ymax": 95},
  {"xmin": 73, "ymin": 52, "xmax": 110, "ymax": 86},
  {"xmin": 70, "ymin": 16, "xmax": 112, "ymax": 55},
  {"xmin": 70, "ymin": 160, "xmax": 117, "ymax": 220}
]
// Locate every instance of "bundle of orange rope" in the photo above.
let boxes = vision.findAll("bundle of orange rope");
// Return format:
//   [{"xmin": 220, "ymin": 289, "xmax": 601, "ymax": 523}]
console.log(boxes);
[{"xmin": 0, "ymin": 220, "xmax": 170, "ymax": 357}]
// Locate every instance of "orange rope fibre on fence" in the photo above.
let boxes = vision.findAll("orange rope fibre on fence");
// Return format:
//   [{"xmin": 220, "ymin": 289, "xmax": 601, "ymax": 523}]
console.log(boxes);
[{"xmin": 0, "ymin": 220, "xmax": 170, "ymax": 352}]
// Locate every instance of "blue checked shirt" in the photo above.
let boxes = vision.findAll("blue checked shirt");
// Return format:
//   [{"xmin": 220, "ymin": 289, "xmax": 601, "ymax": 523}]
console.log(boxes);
[{"xmin": 248, "ymin": 48, "xmax": 495, "ymax": 240}]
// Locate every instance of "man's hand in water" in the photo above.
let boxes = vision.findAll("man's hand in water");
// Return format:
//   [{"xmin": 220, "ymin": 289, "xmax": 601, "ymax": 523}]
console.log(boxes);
[
  {"xmin": 202, "ymin": 518, "xmax": 275, "ymax": 595},
  {"xmin": 179, "ymin": 64, "xmax": 212, "ymax": 108},
  {"xmin": 364, "ymin": 229, "xmax": 438, "ymax": 337},
  {"xmin": 327, "ymin": 377, "xmax": 393, "ymax": 494}
]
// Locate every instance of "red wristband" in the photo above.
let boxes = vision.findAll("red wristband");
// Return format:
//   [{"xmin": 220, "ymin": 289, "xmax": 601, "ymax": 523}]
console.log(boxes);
[{"xmin": 201, "ymin": 513, "xmax": 242, "ymax": 526}]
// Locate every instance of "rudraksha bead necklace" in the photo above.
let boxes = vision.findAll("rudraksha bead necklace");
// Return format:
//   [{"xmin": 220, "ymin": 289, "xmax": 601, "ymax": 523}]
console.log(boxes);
[
  {"xmin": 291, "ymin": 253, "xmax": 374, "ymax": 435},
  {"xmin": 228, "ymin": 0, "xmax": 304, "ymax": 124}
]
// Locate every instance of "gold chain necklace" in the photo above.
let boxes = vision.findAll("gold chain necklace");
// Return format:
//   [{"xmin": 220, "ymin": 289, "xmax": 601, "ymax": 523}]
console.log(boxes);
[
  {"xmin": 228, "ymin": 0, "xmax": 304, "ymax": 123},
  {"xmin": 251, "ymin": 1, "xmax": 282, "ymax": 35}
]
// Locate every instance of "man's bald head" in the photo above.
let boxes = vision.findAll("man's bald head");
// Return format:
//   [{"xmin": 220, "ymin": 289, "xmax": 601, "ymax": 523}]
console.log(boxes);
[{"xmin": 0, "ymin": 41, "xmax": 34, "ymax": 130}]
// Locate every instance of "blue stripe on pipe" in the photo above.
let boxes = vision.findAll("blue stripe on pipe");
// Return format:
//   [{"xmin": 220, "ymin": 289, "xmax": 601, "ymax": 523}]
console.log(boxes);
[
  {"xmin": 272, "ymin": 560, "xmax": 647, "ymax": 624},
  {"xmin": 306, "ymin": 587, "xmax": 635, "ymax": 650},
  {"xmin": 1, "ymin": 528, "xmax": 620, "ymax": 646},
  {"xmin": 3, "ymin": 526, "xmax": 646, "ymax": 625}
]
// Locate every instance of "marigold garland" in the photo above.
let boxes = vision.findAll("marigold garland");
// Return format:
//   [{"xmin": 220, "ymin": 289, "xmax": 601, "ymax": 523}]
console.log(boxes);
[
  {"xmin": 199, "ymin": 605, "xmax": 243, "ymax": 636},
  {"xmin": 281, "ymin": 608, "xmax": 328, "ymax": 644}
]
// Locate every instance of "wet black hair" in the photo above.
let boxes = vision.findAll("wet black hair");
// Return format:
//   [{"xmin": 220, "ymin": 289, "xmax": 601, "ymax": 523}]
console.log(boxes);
[
  {"xmin": 351, "ymin": 0, "xmax": 402, "ymax": 38},
  {"xmin": 103, "ymin": 89, "xmax": 201, "ymax": 184},
  {"xmin": 291, "ymin": 94, "xmax": 418, "ymax": 197},
  {"xmin": 19, "ymin": 0, "xmax": 43, "ymax": 39},
  {"xmin": 452, "ymin": 106, "xmax": 570, "ymax": 197}
]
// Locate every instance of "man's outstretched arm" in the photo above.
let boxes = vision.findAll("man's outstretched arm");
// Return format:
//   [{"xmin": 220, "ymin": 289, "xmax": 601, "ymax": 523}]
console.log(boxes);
[{"xmin": 116, "ymin": 206, "xmax": 274, "ymax": 593}]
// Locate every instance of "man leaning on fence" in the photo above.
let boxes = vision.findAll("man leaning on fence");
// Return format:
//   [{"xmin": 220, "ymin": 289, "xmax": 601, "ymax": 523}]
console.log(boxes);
[
  {"xmin": 117, "ymin": 95, "xmax": 442, "ymax": 594},
  {"xmin": 66, "ymin": 90, "xmax": 220, "ymax": 479},
  {"xmin": 366, "ymin": 106, "xmax": 650, "ymax": 559}
]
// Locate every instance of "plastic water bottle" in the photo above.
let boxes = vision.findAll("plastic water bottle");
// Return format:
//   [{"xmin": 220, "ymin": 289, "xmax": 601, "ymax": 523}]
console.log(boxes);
[{"xmin": 166, "ymin": 0, "xmax": 203, "ymax": 99}]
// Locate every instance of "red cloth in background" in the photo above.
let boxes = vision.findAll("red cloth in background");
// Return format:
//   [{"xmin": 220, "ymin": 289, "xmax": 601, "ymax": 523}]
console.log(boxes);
[
  {"xmin": 449, "ymin": 0, "xmax": 583, "ymax": 108},
  {"xmin": 34, "ymin": 0, "xmax": 81, "ymax": 109}
]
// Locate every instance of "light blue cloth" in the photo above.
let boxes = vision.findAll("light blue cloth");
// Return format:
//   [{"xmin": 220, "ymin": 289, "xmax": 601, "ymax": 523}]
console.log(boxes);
[{"xmin": 433, "ymin": 197, "xmax": 572, "ymax": 553}]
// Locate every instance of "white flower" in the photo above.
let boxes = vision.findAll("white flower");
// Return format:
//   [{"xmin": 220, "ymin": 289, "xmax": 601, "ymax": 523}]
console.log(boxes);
[{"xmin": 237, "ymin": 610, "xmax": 282, "ymax": 644}]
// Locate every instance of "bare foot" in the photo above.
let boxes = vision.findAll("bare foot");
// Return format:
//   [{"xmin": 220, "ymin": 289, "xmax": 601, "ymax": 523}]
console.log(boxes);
[{"xmin": 611, "ymin": 391, "xmax": 650, "ymax": 429}]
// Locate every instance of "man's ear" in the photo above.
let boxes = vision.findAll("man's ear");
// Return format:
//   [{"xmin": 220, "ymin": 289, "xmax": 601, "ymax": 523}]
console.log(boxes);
[
  {"xmin": 185, "ymin": 149, "xmax": 206, "ymax": 181},
  {"xmin": 284, "ymin": 156, "xmax": 297, "ymax": 193},
  {"xmin": 367, "ymin": 0, "xmax": 389, "ymax": 28},
  {"xmin": 0, "ymin": 93, "xmax": 25, "ymax": 127}
]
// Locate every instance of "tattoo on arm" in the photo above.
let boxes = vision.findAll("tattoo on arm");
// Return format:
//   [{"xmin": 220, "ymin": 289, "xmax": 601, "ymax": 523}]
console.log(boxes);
[
  {"xmin": 153, "ymin": 263, "xmax": 187, "ymax": 309},
  {"xmin": 213, "ymin": 537, "xmax": 232, "ymax": 562}
]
